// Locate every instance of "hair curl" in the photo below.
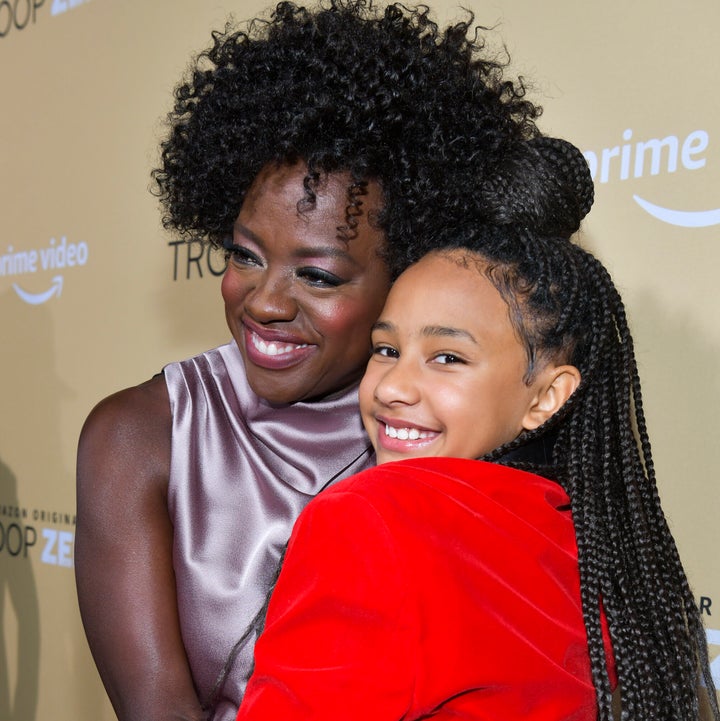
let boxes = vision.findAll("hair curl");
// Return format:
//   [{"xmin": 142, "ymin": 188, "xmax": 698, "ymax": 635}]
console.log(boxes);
[
  {"xmin": 433, "ymin": 138, "xmax": 719, "ymax": 721},
  {"xmin": 151, "ymin": 0, "xmax": 541, "ymax": 275}
]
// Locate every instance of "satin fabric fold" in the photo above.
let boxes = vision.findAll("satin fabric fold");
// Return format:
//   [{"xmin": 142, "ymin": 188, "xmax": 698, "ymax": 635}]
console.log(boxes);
[{"xmin": 164, "ymin": 342, "xmax": 374, "ymax": 720}]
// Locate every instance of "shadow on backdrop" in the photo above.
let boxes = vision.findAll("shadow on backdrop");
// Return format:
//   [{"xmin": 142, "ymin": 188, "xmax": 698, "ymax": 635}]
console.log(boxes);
[{"xmin": 0, "ymin": 456, "xmax": 40, "ymax": 721}]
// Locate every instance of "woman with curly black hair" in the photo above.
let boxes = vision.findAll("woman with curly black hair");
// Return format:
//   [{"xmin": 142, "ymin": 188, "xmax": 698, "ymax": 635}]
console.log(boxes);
[
  {"xmin": 234, "ymin": 138, "xmax": 720, "ymax": 720},
  {"xmin": 74, "ymin": 2, "xmax": 546, "ymax": 720}
]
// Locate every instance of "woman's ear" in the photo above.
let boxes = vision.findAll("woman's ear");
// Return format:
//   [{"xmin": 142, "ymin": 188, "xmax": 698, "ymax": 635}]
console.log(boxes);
[{"xmin": 522, "ymin": 364, "xmax": 581, "ymax": 431}]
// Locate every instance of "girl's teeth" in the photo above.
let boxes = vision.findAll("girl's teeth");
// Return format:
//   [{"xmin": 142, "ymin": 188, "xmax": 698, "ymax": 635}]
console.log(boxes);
[{"xmin": 385, "ymin": 424, "xmax": 430, "ymax": 440}]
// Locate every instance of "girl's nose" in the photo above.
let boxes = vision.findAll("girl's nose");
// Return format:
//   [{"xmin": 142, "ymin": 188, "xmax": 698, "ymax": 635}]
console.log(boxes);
[{"xmin": 373, "ymin": 359, "xmax": 421, "ymax": 407}]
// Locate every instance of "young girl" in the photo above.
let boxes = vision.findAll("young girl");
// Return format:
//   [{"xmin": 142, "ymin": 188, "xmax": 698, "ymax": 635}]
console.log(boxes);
[{"xmin": 233, "ymin": 139, "xmax": 719, "ymax": 720}]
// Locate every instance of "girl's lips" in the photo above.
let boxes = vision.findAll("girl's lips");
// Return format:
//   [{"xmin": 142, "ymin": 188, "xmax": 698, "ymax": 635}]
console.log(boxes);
[
  {"xmin": 242, "ymin": 325, "xmax": 315, "ymax": 370},
  {"xmin": 385, "ymin": 424, "xmax": 434, "ymax": 441},
  {"xmin": 376, "ymin": 419, "xmax": 440, "ymax": 454}
]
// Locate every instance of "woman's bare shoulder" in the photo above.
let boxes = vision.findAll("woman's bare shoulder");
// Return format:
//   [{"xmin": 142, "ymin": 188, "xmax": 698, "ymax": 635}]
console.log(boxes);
[
  {"xmin": 77, "ymin": 374, "xmax": 172, "ymax": 494},
  {"xmin": 84, "ymin": 373, "xmax": 170, "ymax": 427}
]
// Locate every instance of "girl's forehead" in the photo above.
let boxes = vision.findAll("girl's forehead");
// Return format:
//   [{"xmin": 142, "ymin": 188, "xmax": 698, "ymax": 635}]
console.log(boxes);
[
  {"xmin": 394, "ymin": 250, "xmax": 488, "ymax": 292},
  {"xmin": 382, "ymin": 251, "xmax": 512, "ymax": 334}
]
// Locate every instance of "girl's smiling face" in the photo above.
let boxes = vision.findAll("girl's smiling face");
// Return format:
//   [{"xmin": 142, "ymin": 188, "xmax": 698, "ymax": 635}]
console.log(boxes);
[{"xmin": 359, "ymin": 250, "xmax": 578, "ymax": 464}]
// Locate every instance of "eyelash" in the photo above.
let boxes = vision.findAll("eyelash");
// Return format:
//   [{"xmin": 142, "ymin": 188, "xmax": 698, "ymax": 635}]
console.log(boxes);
[
  {"xmin": 224, "ymin": 244, "xmax": 345, "ymax": 288},
  {"xmin": 433, "ymin": 353, "xmax": 466, "ymax": 365},
  {"xmin": 371, "ymin": 345, "xmax": 467, "ymax": 365},
  {"xmin": 372, "ymin": 344, "xmax": 399, "ymax": 359},
  {"xmin": 225, "ymin": 244, "xmax": 261, "ymax": 267},
  {"xmin": 296, "ymin": 268, "xmax": 344, "ymax": 288}
]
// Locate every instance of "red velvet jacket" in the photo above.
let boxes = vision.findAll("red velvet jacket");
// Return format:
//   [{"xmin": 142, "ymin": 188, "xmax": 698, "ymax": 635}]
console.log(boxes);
[{"xmin": 237, "ymin": 457, "xmax": 611, "ymax": 720}]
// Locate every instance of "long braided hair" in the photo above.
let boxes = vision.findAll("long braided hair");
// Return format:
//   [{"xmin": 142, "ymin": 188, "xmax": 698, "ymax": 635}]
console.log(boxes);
[{"xmin": 427, "ymin": 137, "xmax": 719, "ymax": 721}]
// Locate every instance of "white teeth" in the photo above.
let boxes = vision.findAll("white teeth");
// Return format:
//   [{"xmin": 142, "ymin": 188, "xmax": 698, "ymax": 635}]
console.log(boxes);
[
  {"xmin": 384, "ymin": 423, "xmax": 432, "ymax": 440},
  {"xmin": 251, "ymin": 333, "xmax": 307, "ymax": 356}
]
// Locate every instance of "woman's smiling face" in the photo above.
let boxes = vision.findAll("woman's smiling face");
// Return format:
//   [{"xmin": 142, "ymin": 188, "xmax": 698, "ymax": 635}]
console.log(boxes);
[
  {"xmin": 222, "ymin": 162, "xmax": 392, "ymax": 405},
  {"xmin": 359, "ymin": 250, "xmax": 557, "ymax": 464}
]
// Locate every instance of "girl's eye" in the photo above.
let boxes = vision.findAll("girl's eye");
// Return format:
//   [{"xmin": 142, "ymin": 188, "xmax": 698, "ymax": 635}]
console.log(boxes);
[
  {"xmin": 372, "ymin": 344, "xmax": 399, "ymax": 359},
  {"xmin": 433, "ymin": 353, "xmax": 465, "ymax": 365},
  {"xmin": 224, "ymin": 244, "xmax": 263, "ymax": 267},
  {"xmin": 296, "ymin": 267, "xmax": 345, "ymax": 288}
]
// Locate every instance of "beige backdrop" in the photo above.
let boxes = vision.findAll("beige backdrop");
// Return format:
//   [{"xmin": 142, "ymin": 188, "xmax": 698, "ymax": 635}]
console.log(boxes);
[{"xmin": 1, "ymin": 1, "xmax": 718, "ymax": 718}]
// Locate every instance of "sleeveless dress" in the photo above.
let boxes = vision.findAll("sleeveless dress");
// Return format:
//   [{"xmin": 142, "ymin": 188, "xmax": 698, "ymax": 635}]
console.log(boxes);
[
  {"xmin": 239, "ymin": 457, "xmax": 615, "ymax": 720},
  {"xmin": 164, "ymin": 342, "xmax": 374, "ymax": 721}
]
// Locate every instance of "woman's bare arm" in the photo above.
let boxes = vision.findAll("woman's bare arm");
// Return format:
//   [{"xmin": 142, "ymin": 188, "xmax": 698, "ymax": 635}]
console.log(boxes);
[{"xmin": 75, "ymin": 375, "xmax": 204, "ymax": 721}]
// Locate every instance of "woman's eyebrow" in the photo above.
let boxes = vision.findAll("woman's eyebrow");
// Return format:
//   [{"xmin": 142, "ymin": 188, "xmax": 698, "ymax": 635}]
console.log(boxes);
[
  {"xmin": 234, "ymin": 221, "xmax": 358, "ymax": 264},
  {"xmin": 294, "ymin": 246, "xmax": 356, "ymax": 263},
  {"xmin": 233, "ymin": 222, "xmax": 265, "ymax": 246}
]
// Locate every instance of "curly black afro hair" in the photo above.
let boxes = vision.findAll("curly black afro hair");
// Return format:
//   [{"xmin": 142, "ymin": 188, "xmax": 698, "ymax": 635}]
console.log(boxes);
[{"xmin": 152, "ymin": 0, "xmax": 542, "ymax": 276}]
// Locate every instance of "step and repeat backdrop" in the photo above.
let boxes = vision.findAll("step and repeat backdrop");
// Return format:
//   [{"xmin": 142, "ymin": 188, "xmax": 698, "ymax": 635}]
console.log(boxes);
[{"xmin": 1, "ymin": 0, "xmax": 718, "ymax": 718}]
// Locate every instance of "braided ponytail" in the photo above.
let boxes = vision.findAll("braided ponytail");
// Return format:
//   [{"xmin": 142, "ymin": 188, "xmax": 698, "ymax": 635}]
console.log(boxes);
[{"xmin": 439, "ymin": 134, "xmax": 719, "ymax": 720}]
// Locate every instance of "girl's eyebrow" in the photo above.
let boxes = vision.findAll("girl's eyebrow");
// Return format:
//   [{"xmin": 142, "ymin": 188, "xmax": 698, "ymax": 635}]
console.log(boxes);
[
  {"xmin": 372, "ymin": 320, "xmax": 395, "ymax": 332},
  {"xmin": 372, "ymin": 320, "xmax": 477, "ymax": 344},
  {"xmin": 422, "ymin": 325, "xmax": 478, "ymax": 344}
]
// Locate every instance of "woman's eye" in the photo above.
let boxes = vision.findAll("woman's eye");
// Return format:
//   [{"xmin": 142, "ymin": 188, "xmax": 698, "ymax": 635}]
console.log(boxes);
[
  {"xmin": 433, "ymin": 353, "xmax": 465, "ymax": 365},
  {"xmin": 296, "ymin": 267, "xmax": 345, "ymax": 288},
  {"xmin": 224, "ymin": 244, "xmax": 262, "ymax": 267},
  {"xmin": 372, "ymin": 344, "xmax": 399, "ymax": 359}
]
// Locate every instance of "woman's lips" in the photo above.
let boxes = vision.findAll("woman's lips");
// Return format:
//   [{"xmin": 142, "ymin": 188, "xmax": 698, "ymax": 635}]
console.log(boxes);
[
  {"xmin": 251, "ymin": 333, "xmax": 308, "ymax": 356},
  {"xmin": 242, "ymin": 324, "xmax": 315, "ymax": 370}
]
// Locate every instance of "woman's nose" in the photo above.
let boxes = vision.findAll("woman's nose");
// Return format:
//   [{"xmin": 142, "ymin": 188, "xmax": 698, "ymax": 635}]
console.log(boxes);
[{"xmin": 244, "ymin": 272, "xmax": 298, "ymax": 323}]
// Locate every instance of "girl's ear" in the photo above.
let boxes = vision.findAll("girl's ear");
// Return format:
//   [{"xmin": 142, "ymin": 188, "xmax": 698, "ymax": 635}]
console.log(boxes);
[{"xmin": 522, "ymin": 364, "xmax": 581, "ymax": 431}]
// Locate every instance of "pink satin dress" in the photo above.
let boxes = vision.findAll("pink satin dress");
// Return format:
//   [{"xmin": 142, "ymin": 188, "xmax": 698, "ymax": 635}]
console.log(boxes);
[{"xmin": 164, "ymin": 342, "xmax": 374, "ymax": 720}]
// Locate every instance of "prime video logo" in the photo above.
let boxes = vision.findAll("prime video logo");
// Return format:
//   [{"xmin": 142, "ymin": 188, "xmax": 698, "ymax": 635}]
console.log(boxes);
[
  {"xmin": 1, "ymin": 236, "xmax": 88, "ymax": 305},
  {"xmin": 583, "ymin": 128, "xmax": 720, "ymax": 228}
]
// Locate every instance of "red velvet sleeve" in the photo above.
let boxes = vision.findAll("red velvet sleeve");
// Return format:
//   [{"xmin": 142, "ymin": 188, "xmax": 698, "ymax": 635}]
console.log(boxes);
[{"xmin": 236, "ymin": 489, "xmax": 416, "ymax": 721}]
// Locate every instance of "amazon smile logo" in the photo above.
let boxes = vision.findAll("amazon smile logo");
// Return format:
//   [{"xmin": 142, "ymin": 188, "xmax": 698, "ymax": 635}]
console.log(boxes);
[
  {"xmin": 584, "ymin": 128, "xmax": 720, "ymax": 228},
  {"xmin": 631, "ymin": 195, "xmax": 720, "ymax": 228},
  {"xmin": 1, "ymin": 235, "xmax": 88, "ymax": 305}
]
